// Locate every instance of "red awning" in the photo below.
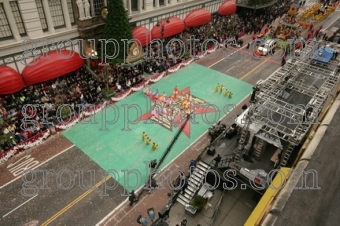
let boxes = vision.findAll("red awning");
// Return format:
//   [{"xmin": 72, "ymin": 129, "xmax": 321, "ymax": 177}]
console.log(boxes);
[
  {"xmin": 132, "ymin": 26, "xmax": 151, "ymax": 47},
  {"xmin": 0, "ymin": 66, "xmax": 24, "ymax": 95},
  {"xmin": 22, "ymin": 50, "xmax": 84, "ymax": 85},
  {"xmin": 151, "ymin": 17, "xmax": 185, "ymax": 39},
  {"xmin": 184, "ymin": 9, "xmax": 212, "ymax": 28},
  {"xmin": 218, "ymin": 1, "xmax": 237, "ymax": 16}
]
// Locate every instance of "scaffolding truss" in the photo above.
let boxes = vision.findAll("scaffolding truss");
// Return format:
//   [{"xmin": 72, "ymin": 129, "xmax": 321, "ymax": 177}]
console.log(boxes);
[{"xmin": 251, "ymin": 40, "xmax": 340, "ymax": 146}]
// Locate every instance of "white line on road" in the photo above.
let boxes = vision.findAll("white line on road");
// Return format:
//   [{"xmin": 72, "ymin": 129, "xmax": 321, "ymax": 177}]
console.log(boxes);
[
  {"xmin": 0, "ymin": 145, "xmax": 75, "ymax": 190},
  {"xmin": 3, "ymin": 194, "xmax": 38, "ymax": 218},
  {"xmin": 208, "ymin": 45, "xmax": 248, "ymax": 68},
  {"xmin": 226, "ymin": 65, "xmax": 236, "ymax": 72},
  {"xmin": 103, "ymin": 193, "xmax": 149, "ymax": 226},
  {"xmin": 324, "ymin": 11, "xmax": 340, "ymax": 30}
]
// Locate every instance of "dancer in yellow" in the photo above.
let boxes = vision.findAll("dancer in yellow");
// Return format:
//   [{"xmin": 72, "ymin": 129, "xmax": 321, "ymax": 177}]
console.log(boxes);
[
  {"xmin": 142, "ymin": 132, "xmax": 146, "ymax": 141},
  {"xmin": 229, "ymin": 92, "xmax": 233, "ymax": 98},
  {"xmin": 224, "ymin": 89, "xmax": 229, "ymax": 97},
  {"xmin": 220, "ymin": 85, "xmax": 224, "ymax": 93},
  {"xmin": 146, "ymin": 137, "xmax": 151, "ymax": 145},
  {"xmin": 152, "ymin": 143, "xmax": 158, "ymax": 150},
  {"xmin": 185, "ymin": 106, "xmax": 191, "ymax": 115},
  {"xmin": 215, "ymin": 83, "xmax": 220, "ymax": 92}
]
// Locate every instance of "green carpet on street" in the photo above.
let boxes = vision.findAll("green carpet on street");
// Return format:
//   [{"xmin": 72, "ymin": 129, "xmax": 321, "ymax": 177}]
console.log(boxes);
[{"xmin": 62, "ymin": 63, "xmax": 252, "ymax": 191}]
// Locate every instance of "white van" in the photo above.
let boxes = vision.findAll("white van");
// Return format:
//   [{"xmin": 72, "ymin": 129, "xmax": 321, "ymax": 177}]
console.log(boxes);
[{"xmin": 258, "ymin": 39, "xmax": 277, "ymax": 56}]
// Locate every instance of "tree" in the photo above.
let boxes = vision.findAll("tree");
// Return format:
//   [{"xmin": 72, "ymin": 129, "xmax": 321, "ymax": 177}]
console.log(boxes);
[{"xmin": 103, "ymin": 0, "xmax": 133, "ymax": 64}]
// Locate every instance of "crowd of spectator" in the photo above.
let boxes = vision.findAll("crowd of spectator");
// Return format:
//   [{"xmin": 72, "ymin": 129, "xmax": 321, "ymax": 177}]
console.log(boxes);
[
  {"xmin": 111, "ymin": 0, "xmax": 293, "ymax": 79},
  {"xmin": 236, "ymin": 0, "xmax": 292, "ymax": 34},
  {"xmin": 0, "ymin": 66, "xmax": 102, "ymax": 151},
  {"xmin": 96, "ymin": 64, "xmax": 146, "ymax": 92},
  {"xmin": 0, "ymin": 1, "xmax": 295, "ymax": 153}
]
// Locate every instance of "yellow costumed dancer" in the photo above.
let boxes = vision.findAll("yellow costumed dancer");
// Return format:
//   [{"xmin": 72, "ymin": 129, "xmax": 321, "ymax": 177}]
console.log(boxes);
[
  {"xmin": 146, "ymin": 137, "xmax": 151, "ymax": 145},
  {"xmin": 215, "ymin": 83, "xmax": 220, "ymax": 92},
  {"xmin": 224, "ymin": 89, "xmax": 229, "ymax": 97},
  {"xmin": 152, "ymin": 143, "xmax": 158, "ymax": 150},
  {"xmin": 220, "ymin": 85, "xmax": 224, "ymax": 93},
  {"xmin": 229, "ymin": 92, "xmax": 233, "ymax": 98}
]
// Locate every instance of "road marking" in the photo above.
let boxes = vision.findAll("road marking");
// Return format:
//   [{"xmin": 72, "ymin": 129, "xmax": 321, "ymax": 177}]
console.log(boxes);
[
  {"xmin": 209, "ymin": 45, "xmax": 248, "ymax": 68},
  {"xmin": 0, "ymin": 145, "xmax": 75, "ymax": 189},
  {"xmin": 226, "ymin": 65, "xmax": 235, "ymax": 72},
  {"xmin": 102, "ymin": 192, "xmax": 149, "ymax": 226},
  {"xmin": 324, "ymin": 11, "xmax": 340, "ymax": 30},
  {"xmin": 96, "ymin": 200, "xmax": 127, "ymax": 226},
  {"xmin": 7, "ymin": 155, "xmax": 40, "ymax": 177},
  {"xmin": 240, "ymin": 51, "xmax": 280, "ymax": 81},
  {"xmin": 41, "ymin": 175, "xmax": 111, "ymax": 226},
  {"xmin": 3, "ymin": 194, "xmax": 38, "ymax": 218},
  {"xmin": 237, "ymin": 48, "xmax": 281, "ymax": 65}
]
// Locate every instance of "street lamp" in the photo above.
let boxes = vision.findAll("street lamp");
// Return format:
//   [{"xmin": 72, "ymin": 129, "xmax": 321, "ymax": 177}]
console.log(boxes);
[
  {"xmin": 88, "ymin": 49, "xmax": 98, "ymax": 70},
  {"xmin": 156, "ymin": 18, "xmax": 170, "ymax": 39},
  {"xmin": 90, "ymin": 49, "xmax": 98, "ymax": 58}
]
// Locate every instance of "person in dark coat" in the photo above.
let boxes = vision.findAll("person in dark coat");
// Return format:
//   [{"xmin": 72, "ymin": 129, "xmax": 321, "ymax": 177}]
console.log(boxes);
[
  {"xmin": 181, "ymin": 218, "xmax": 188, "ymax": 226},
  {"xmin": 213, "ymin": 154, "xmax": 221, "ymax": 167},
  {"xmin": 129, "ymin": 190, "xmax": 136, "ymax": 206},
  {"xmin": 281, "ymin": 54, "xmax": 286, "ymax": 66}
]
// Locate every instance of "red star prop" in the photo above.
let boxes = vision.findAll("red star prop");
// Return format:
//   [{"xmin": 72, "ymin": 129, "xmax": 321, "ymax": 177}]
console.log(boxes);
[{"xmin": 138, "ymin": 87, "xmax": 219, "ymax": 137}]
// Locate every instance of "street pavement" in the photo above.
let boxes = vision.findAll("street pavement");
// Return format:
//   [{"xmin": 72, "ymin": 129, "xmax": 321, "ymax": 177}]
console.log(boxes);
[{"xmin": 0, "ymin": 146, "xmax": 126, "ymax": 226}]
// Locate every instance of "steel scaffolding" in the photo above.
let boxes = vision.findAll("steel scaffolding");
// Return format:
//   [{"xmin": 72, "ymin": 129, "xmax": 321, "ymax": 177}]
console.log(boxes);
[{"xmin": 234, "ymin": 40, "xmax": 340, "ymax": 166}]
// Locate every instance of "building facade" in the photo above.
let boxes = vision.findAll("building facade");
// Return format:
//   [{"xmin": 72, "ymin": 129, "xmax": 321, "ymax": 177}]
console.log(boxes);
[{"xmin": 0, "ymin": 0, "xmax": 225, "ymax": 74}]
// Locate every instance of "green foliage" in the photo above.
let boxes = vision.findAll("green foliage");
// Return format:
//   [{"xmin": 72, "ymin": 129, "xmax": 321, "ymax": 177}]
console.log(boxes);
[
  {"xmin": 103, "ymin": 0, "xmax": 133, "ymax": 64},
  {"xmin": 59, "ymin": 107, "xmax": 72, "ymax": 119},
  {"xmin": 0, "ymin": 133, "xmax": 12, "ymax": 144},
  {"xmin": 190, "ymin": 195, "xmax": 208, "ymax": 211},
  {"xmin": 102, "ymin": 87, "xmax": 115, "ymax": 96}
]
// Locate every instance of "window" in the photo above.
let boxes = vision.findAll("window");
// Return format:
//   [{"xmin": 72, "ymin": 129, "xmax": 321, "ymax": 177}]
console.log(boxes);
[
  {"xmin": 153, "ymin": 0, "xmax": 156, "ymax": 7},
  {"xmin": 93, "ymin": 0, "xmax": 104, "ymax": 15},
  {"xmin": 48, "ymin": 0, "xmax": 65, "ymax": 29},
  {"xmin": 35, "ymin": 0, "xmax": 48, "ymax": 31},
  {"xmin": 67, "ymin": 0, "xmax": 75, "ymax": 24},
  {"xmin": 10, "ymin": 1, "xmax": 26, "ymax": 36},
  {"xmin": 160, "ymin": 0, "xmax": 165, "ymax": 5},
  {"xmin": 0, "ymin": 3, "xmax": 13, "ymax": 40},
  {"xmin": 131, "ymin": 0, "xmax": 138, "ymax": 11}
]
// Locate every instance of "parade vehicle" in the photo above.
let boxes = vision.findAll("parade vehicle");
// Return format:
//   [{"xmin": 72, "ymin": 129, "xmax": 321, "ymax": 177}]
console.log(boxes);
[{"xmin": 257, "ymin": 39, "xmax": 277, "ymax": 56}]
